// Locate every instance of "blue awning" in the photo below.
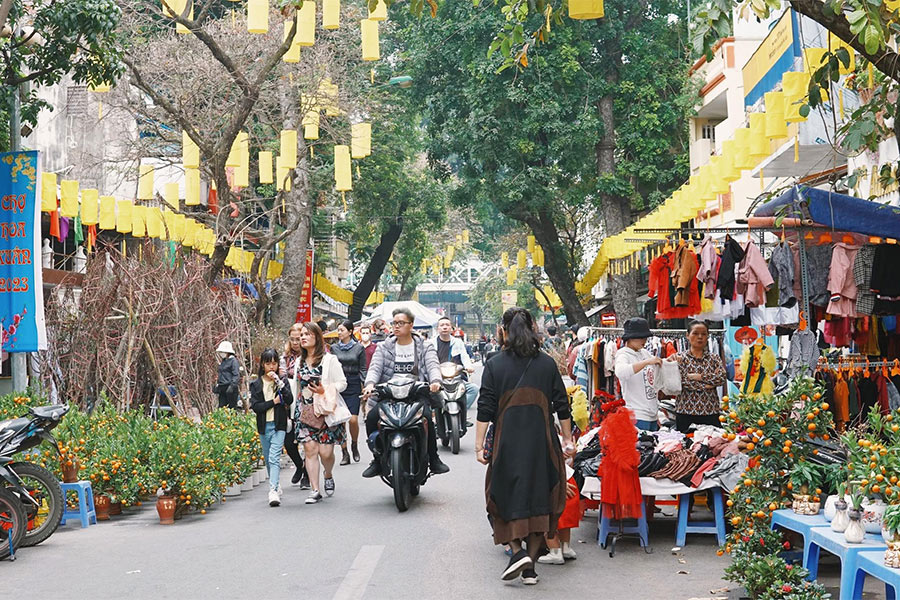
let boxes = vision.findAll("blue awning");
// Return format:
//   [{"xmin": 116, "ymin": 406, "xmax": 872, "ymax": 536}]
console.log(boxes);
[{"xmin": 754, "ymin": 186, "xmax": 900, "ymax": 239}]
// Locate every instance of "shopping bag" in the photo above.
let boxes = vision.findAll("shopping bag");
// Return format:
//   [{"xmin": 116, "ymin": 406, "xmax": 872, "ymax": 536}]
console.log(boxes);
[{"xmin": 659, "ymin": 360, "xmax": 682, "ymax": 396}]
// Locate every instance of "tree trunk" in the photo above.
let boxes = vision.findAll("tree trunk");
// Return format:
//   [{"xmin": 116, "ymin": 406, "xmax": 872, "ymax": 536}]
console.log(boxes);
[
  {"xmin": 348, "ymin": 201, "xmax": 408, "ymax": 322},
  {"xmin": 397, "ymin": 272, "xmax": 416, "ymax": 300},
  {"xmin": 596, "ymin": 94, "xmax": 639, "ymax": 322},
  {"xmin": 527, "ymin": 208, "xmax": 589, "ymax": 327},
  {"xmin": 270, "ymin": 88, "xmax": 313, "ymax": 328}
]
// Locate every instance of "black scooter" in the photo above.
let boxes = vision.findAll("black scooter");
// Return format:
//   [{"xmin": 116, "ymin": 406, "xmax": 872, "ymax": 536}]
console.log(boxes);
[
  {"xmin": 0, "ymin": 404, "xmax": 68, "ymax": 547},
  {"xmin": 370, "ymin": 376, "xmax": 433, "ymax": 512}
]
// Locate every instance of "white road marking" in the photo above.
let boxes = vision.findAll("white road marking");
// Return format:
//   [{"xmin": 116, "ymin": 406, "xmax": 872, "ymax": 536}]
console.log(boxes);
[{"xmin": 332, "ymin": 544, "xmax": 385, "ymax": 600}]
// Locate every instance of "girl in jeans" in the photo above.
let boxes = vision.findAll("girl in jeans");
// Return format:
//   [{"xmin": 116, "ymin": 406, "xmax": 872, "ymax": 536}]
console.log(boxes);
[{"xmin": 250, "ymin": 348, "xmax": 294, "ymax": 507}]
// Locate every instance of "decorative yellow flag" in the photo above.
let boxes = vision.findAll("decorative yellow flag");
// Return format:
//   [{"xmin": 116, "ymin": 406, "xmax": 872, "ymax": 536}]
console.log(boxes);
[
  {"xmin": 164, "ymin": 182, "xmax": 180, "ymax": 208},
  {"xmin": 569, "ymin": 0, "xmax": 603, "ymax": 19},
  {"xmin": 185, "ymin": 168, "xmax": 201, "ymax": 205},
  {"xmin": 259, "ymin": 151, "xmax": 274, "ymax": 184},
  {"xmin": 351, "ymin": 123, "xmax": 372, "ymax": 159},
  {"xmin": 527, "ymin": 235, "xmax": 535, "ymax": 253},
  {"xmin": 137, "ymin": 164, "xmax": 154, "ymax": 200},
  {"xmin": 247, "ymin": 0, "xmax": 268, "ymax": 34},
  {"xmin": 146, "ymin": 207, "xmax": 162, "ymax": 239},
  {"xmin": 183, "ymin": 130, "xmax": 200, "ymax": 168},
  {"xmin": 281, "ymin": 129, "xmax": 298, "ymax": 169},
  {"xmin": 226, "ymin": 133, "xmax": 246, "ymax": 168},
  {"xmin": 303, "ymin": 110, "xmax": 320, "ymax": 140},
  {"xmin": 517, "ymin": 249, "xmax": 527, "ymax": 270},
  {"xmin": 334, "ymin": 145, "xmax": 352, "ymax": 191},
  {"xmin": 59, "ymin": 180, "xmax": 79, "ymax": 218},
  {"xmin": 368, "ymin": 0, "xmax": 387, "ymax": 21},
  {"xmin": 322, "ymin": 0, "xmax": 340, "ymax": 29},
  {"xmin": 298, "ymin": 1, "xmax": 315, "ymax": 46},
  {"xmin": 276, "ymin": 155, "xmax": 292, "ymax": 192},
  {"xmin": 80, "ymin": 189, "xmax": 99, "ymax": 226},
  {"xmin": 116, "ymin": 199, "xmax": 133, "ymax": 233},
  {"xmin": 283, "ymin": 19, "xmax": 300, "ymax": 63},
  {"xmin": 182, "ymin": 219, "xmax": 197, "ymax": 247},
  {"xmin": 500, "ymin": 251, "xmax": 509, "ymax": 268},
  {"xmin": 41, "ymin": 172, "xmax": 57, "ymax": 212},
  {"xmin": 99, "ymin": 196, "xmax": 116, "ymax": 230},
  {"xmin": 361, "ymin": 19, "xmax": 380, "ymax": 61},
  {"xmin": 132, "ymin": 205, "xmax": 147, "ymax": 238}
]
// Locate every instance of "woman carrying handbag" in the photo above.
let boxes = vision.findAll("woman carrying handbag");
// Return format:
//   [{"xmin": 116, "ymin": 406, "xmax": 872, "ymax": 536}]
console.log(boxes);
[{"xmin": 293, "ymin": 322, "xmax": 347, "ymax": 504}]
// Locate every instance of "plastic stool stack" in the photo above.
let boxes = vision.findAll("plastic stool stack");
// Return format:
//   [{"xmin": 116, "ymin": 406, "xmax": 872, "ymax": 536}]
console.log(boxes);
[{"xmin": 59, "ymin": 481, "xmax": 97, "ymax": 528}]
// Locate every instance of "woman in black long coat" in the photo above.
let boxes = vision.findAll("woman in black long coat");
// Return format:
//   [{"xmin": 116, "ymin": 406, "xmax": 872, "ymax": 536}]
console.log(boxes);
[{"xmin": 475, "ymin": 307, "xmax": 574, "ymax": 585}]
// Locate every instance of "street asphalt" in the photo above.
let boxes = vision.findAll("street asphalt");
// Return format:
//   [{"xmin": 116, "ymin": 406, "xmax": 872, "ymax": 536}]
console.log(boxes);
[{"xmin": 1, "ymin": 366, "xmax": 882, "ymax": 599}]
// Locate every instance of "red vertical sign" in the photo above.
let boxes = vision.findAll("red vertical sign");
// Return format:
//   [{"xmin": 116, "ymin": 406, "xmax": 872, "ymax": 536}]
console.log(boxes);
[{"xmin": 295, "ymin": 248, "xmax": 314, "ymax": 324}]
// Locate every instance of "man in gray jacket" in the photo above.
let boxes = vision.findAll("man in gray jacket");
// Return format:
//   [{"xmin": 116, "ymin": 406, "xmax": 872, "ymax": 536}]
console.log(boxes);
[{"xmin": 362, "ymin": 307, "xmax": 449, "ymax": 477}]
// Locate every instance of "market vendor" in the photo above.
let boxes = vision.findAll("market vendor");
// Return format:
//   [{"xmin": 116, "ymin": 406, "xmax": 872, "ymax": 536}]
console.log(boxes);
[
  {"xmin": 614, "ymin": 318, "xmax": 663, "ymax": 431},
  {"xmin": 673, "ymin": 320, "xmax": 727, "ymax": 433}
]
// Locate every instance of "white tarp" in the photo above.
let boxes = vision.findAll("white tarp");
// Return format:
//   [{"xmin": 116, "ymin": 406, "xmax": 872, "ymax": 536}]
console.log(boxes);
[{"xmin": 361, "ymin": 301, "xmax": 443, "ymax": 328}]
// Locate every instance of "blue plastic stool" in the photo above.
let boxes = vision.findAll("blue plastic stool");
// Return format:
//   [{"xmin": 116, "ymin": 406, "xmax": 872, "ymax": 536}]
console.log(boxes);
[
  {"xmin": 598, "ymin": 501, "xmax": 650, "ymax": 556},
  {"xmin": 675, "ymin": 487, "xmax": 726, "ymax": 546},
  {"xmin": 59, "ymin": 481, "xmax": 96, "ymax": 528},
  {"xmin": 848, "ymin": 550, "xmax": 899, "ymax": 600}
]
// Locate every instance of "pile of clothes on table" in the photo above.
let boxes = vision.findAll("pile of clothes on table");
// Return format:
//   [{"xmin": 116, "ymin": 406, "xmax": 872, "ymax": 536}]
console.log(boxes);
[{"xmin": 574, "ymin": 424, "xmax": 748, "ymax": 491}]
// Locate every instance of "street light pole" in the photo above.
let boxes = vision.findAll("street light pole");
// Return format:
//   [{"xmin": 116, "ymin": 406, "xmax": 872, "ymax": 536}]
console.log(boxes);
[{"xmin": 8, "ymin": 23, "xmax": 26, "ymax": 392}]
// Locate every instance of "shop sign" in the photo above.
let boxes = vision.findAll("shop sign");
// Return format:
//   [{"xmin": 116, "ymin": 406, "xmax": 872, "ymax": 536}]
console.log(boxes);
[
  {"xmin": 0, "ymin": 151, "xmax": 46, "ymax": 351},
  {"xmin": 295, "ymin": 248, "xmax": 314, "ymax": 323},
  {"xmin": 742, "ymin": 9, "xmax": 800, "ymax": 107}
]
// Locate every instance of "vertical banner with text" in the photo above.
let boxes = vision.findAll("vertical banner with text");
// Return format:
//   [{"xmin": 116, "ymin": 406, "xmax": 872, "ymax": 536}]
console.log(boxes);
[
  {"xmin": 295, "ymin": 247, "xmax": 314, "ymax": 324},
  {"xmin": 0, "ymin": 151, "xmax": 46, "ymax": 352}
]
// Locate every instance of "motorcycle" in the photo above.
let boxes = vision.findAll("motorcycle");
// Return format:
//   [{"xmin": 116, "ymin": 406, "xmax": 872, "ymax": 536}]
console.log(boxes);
[
  {"xmin": 0, "ymin": 404, "xmax": 68, "ymax": 547},
  {"xmin": 436, "ymin": 362, "xmax": 467, "ymax": 455},
  {"xmin": 370, "ymin": 376, "xmax": 433, "ymax": 512}
]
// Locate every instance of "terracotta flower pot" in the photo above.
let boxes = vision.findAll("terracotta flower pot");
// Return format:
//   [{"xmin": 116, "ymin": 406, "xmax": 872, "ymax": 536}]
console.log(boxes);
[
  {"xmin": 156, "ymin": 495, "xmax": 176, "ymax": 525},
  {"xmin": 61, "ymin": 459, "xmax": 80, "ymax": 483},
  {"xmin": 108, "ymin": 500, "xmax": 122, "ymax": 516},
  {"xmin": 94, "ymin": 494, "xmax": 111, "ymax": 521}
]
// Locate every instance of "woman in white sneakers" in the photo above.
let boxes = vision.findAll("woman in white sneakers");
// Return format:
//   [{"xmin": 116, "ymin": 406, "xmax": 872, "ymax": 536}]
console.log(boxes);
[
  {"xmin": 249, "ymin": 348, "xmax": 294, "ymax": 507},
  {"xmin": 293, "ymin": 322, "xmax": 347, "ymax": 504}
]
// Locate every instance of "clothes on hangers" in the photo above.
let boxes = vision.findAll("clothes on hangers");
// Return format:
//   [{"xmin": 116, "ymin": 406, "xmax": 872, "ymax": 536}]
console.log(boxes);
[
  {"xmin": 740, "ymin": 342, "xmax": 776, "ymax": 396},
  {"xmin": 736, "ymin": 240, "xmax": 775, "ymax": 308},
  {"xmin": 827, "ymin": 243, "xmax": 860, "ymax": 318},
  {"xmin": 716, "ymin": 237, "xmax": 745, "ymax": 301},
  {"xmin": 697, "ymin": 236, "xmax": 719, "ymax": 300},
  {"xmin": 767, "ymin": 240, "xmax": 795, "ymax": 307}
]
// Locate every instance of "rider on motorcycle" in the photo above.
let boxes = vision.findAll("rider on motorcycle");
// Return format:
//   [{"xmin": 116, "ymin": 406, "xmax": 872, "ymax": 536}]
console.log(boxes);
[
  {"xmin": 429, "ymin": 316, "xmax": 477, "ymax": 428},
  {"xmin": 362, "ymin": 307, "xmax": 450, "ymax": 478}
]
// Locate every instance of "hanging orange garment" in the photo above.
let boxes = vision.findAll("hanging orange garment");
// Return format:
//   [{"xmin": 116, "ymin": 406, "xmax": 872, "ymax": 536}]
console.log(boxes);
[{"xmin": 832, "ymin": 377, "xmax": 850, "ymax": 424}]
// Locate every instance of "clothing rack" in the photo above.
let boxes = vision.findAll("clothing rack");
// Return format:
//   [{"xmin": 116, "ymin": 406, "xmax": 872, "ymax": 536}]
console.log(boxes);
[
  {"xmin": 818, "ymin": 360, "xmax": 900, "ymax": 369},
  {"xmin": 585, "ymin": 326, "xmax": 725, "ymax": 337}
]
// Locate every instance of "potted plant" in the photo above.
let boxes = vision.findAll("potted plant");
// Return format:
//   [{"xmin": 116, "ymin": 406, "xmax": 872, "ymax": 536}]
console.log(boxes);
[
  {"xmin": 845, "ymin": 492, "xmax": 866, "ymax": 544},
  {"xmin": 882, "ymin": 504, "xmax": 900, "ymax": 546},
  {"xmin": 832, "ymin": 483, "xmax": 850, "ymax": 533},
  {"xmin": 789, "ymin": 461, "xmax": 823, "ymax": 515}
]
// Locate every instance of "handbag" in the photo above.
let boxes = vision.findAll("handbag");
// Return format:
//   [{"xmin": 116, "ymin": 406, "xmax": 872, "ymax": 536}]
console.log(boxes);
[
  {"xmin": 483, "ymin": 357, "xmax": 533, "ymax": 462},
  {"xmin": 659, "ymin": 360, "xmax": 682, "ymax": 396},
  {"xmin": 325, "ymin": 394, "xmax": 352, "ymax": 427}
]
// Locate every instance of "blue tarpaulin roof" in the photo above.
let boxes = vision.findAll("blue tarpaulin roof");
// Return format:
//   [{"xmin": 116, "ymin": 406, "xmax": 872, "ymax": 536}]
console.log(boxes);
[{"xmin": 754, "ymin": 186, "xmax": 900, "ymax": 239}]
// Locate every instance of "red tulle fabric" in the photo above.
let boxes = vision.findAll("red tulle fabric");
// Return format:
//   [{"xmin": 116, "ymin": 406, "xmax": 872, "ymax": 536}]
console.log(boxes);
[{"xmin": 598, "ymin": 408, "xmax": 643, "ymax": 520}]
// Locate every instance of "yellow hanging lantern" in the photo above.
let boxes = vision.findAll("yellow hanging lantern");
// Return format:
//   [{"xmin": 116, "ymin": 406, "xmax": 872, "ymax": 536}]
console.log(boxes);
[
  {"xmin": 323, "ymin": 0, "xmax": 340, "ymax": 29},
  {"xmin": 80, "ymin": 189, "xmax": 99, "ymax": 226},
  {"xmin": 234, "ymin": 162, "xmax": 249, "ymax": 189},
  {"xmin": 281, "ymin": 129, "xmax": 298, "ymax": 169},
  {"xmin": 259, "ymin": 151, "xmax": 274, "ymax": 184},
  {"xmin": 319, "ymin": 79, "xmax": 340, "ymax": 116},
  {"xmin": 334, "ymin": 145, "xmax": 352, "ymax": 191},
  {"xmin": 137, "ymin": 164, "xmax": 154, "ymax": 200},
  {"xmin": 303, "ymin": 110, "xmax": 320, "ymax": 140},
  {"xmin": 533, "ymin": 245, "xmax": 544, "ymax": 267},
  {"xmin": 804, "ymin": 47, "xmax": 827, "ymax": 73},
  {"xmin": 131, "ymin": 205, "xmax": 147, "ymax": 238},
  {"xmin": 182, "ymin": 130, "xmax": 200, "ymax": 169},
  {"xmin": 162, "ymin": 0, "xmax": 193, "ymax": 34},
  {"xmin": 146, "ymin": 207, "xmax": 162, "ymax": 239},
  {"xmin": 506, "ymin": 268, "xmax": 516, "ymax": 286},
  {"xmin": 276, "ymin": 155, "xmax": 292, "ymax": 192},
  {"xmin": 462, "ymin": 229, "xmax": 469, "ymax": 244},
  {"xmin": 732, "ymin": 128, "xmax": 755, "ymax": 170},
  {"xmin": 828, "ymin": 33, "xmax": 855, "ymax": 75},
  {"xmin": 501, "ymin": 251, "xmax": 509, "ymax": 268},
  {"xmin": 182, "ymin": 219, "xmax": 197, "ymax": 248},
  {"xmin": 298, "ymin": 1, "xmax": 315, "ymax": 47},
  {"xmin": 516, "ymin": 249, "xmax": 526, "ymax": 270},
  {"xmin": 99, "ymin": 196, "xmax": 116, "ymax": 230},
  {"xmin": 783, "ymin": 71, "xmax": 810, "ymax": 123},
  {"xmin": 164, "ymin": 182, "xmax": 180, "ymax": 208},
  {"xmin": 720, "ymin": 141, "xmax": 741, "ymax": 182},
  {"xmin": 368, "ymin": 0, "xmax": 387, "ymax": 21},
  {"xmin": 527, "ymin": 235, "xmax": 535, "ymax": 253},
  {"xmin": 444, "ymin": 245, "xmax": 455, "ymax": 268},
  {"xmin": 569, "ymin": 0, "xmax": 604, "ymax": 19},
  {"xmin": 116, "ymin": 199, "xmax": 133, "ymax": 234},
  {"xmin": 226, "ymin": 133, "xmax": 245, "ymax": 168},
  {"xmin": 41, "ymin": 172, "xmax": 56, "ymax": 212},
  {"xmin": 708, "ymin": 158, "xmax": 730, "ymax": 195},
  {"xmin": 185, "ymin": 168, "xmax": 201, "ymax": 205},
  {"xmin": 171, "ymin": 213, "xmax": 186, "ymax": 242},
  {"xmin": 59, "ymin": 180, "xmax": 79, "ymax": 218},
  {"xmin": 283, "ymin": 19, "xmax": 300, "ymax": 63},
  {"xmin": 89, "ymin": 82, "xmax": 110, "ymax": 93},
  {"xmin": 361, "ymin": 19, "xmax": 380, "ymax": 61},
  {"xmin": 247, "ymin": 0, "xmax": 268, "ymax": 34},
  {"xmin": 351, "ymin": 123, "xmax": 372, "ymax": 159},
  {"xmin": 748, "ymin": 113, "xmax": 770, "ymax": 159},
  {"xmin": 764, "ymin": 91, "xmax": 788, "ymax": 140}
]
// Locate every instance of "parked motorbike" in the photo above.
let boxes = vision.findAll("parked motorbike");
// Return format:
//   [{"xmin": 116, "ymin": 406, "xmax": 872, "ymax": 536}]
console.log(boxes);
[
  {"xmin": 437, "ymin": 362, "xmax": 467, "ymax": 455},
  {"xmin": 370, "ymin": 376, "xmax": 433, "ymax": 512},
  {"xmin": 0, "ymin": 485, "xmax": 26, "ymax": 560},
  {"xmin": 0, "ymin": 404, "xmax": 68, "ymax": 547}
]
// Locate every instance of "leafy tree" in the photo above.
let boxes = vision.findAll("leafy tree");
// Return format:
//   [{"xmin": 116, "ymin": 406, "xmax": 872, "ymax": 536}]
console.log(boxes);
[
  {"xmin": 0, "ymin": 0, "xmax": 123, "ymax": 148},
  {"xmin": 394, "ymin": 0, "xmax": 693, "ymax": 325}
]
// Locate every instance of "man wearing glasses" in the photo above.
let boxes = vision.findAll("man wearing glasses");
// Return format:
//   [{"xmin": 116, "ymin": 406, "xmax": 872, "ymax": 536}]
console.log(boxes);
[{"xmin": 361, "ymin": 307, "xmax": 450, "ymax": 477}]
